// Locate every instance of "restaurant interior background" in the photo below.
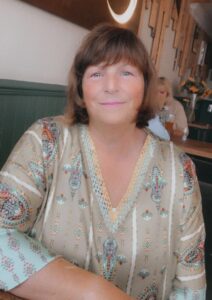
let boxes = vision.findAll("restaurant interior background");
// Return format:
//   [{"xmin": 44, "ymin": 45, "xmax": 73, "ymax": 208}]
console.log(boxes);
[
  {"xmin": 0, "ymin": 0, "xmax": 212, "ymax": 88},
  {"xmin": 0, "ymin": 0, "xmax": 212, "ymax": 299}
]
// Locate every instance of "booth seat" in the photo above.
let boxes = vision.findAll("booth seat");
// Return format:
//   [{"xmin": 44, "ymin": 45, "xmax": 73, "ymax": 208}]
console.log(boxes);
[{"xmin": 0, "ymin": 79, "xmax": 67, "ymax": 169}]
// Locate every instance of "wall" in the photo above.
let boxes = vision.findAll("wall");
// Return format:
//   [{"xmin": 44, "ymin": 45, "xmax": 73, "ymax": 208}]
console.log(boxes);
[
  {"xmin": 0, "ymin": 0, "xmax": 88, "ymax": 85},
  {"xmin": 0, "ymin": 0, "xmax": 187, "ymax": 90},
  {"xmin": 138, "ymin": 4, "xmax": 181, "ymax": 92},
  {"xmin": 158, "ymin": 20, "xmax": 180, "ymax": 89}
]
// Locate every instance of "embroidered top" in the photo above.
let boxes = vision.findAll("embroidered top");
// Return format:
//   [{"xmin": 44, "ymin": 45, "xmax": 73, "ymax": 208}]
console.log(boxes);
[{"xmin": 0, "ymin": 116, "xmax": 206, "ymax": 299}]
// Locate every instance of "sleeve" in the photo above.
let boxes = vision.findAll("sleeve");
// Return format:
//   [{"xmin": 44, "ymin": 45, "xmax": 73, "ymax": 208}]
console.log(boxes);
[
  {"xmin": 169, "ymin": 152, "xmax": 206, "ymax": 299},
  {"xmin": 0, "ymin": 118, "xmax": 59, "ymax": 291},
  {"xmin": 174, "ymin": 101, "xmax": 188, "ymax": 133},
  {"xmin": 147, "ymin": 115, "xmax": 170, "ymax": 140}
]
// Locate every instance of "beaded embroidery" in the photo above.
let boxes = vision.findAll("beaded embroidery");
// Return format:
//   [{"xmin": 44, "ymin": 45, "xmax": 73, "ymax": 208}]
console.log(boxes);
[
  {"xmin": 80, "ymin": 125, "xmax": 155, "ymax": 233},
  {"xmin": 179, "ymin": 237, "xmax": 205, "ymax": 270},
  {"xmin": 40, "ymin": 118, "xmax": 59, "ymax": 166},
  {"xmin": 137, "ymin": 283, "xmax": 158, "ymax": 299},
  {"xmin": 56, "ymin": 194, "xmax": 66, "ymax": 205},
  {"xmin": 144, "ymin": 166, "xmax": 166, "ymax": 209},
  {"xmin": 29, "ymin": 161, "xmax": 45, "ymax": 190},
  {"xmin": 138, "ymin": 268, "xmax": 150, "ymax": 279},
  {"xmin": 0, "ymin": 246, "xmax": 20, "ymax": 285},
  {"xmin": 0, "ymin": 183, "xmax": 30, "ymax": 226},
  {"xmin": 96, "ymin": 238, "xmax": 126, "ymax": 281},
  {"xmin": 63, "ymin": 153, "xmax": 83, "ymax": 197},
  {"xmin": 78, "ymin": 198, "xmax": 88, "ymax": 208},
  {"xmin": 142, "ymin": 209, "xmax": 153, "ymax": 221},
  {"xmin": 179, "ymin": 153, "xmax": 195, "ymax": 195}
]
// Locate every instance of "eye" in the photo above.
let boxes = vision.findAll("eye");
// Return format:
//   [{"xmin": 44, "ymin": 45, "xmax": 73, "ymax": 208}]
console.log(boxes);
[
  {"xmin": 121, "ymin": 70, "xmax": 134, "ymax": 76},
  {"xmin": 90, "ymin": 72, "xmax": 102, "ymax": 78}
]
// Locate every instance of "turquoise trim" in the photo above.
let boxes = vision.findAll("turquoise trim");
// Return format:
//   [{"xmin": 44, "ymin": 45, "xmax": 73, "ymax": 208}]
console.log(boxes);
[
  {"xmin": 80, "ymin": 125, "xmax": 156, "ymax": 233},
  {"xmin": 170, "ymin": 287, "xmax": 206, "ymax": 299},
  {"xmin": 0, "ymin": 228, "xmax": 56, "ymax": 291}
]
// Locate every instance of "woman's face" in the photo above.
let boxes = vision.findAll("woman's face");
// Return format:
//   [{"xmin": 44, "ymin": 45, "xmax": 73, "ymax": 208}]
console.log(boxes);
[
  {"xmin": 82, "ymin": 60, "xmax": 145, "ymax": 127},
  {"xmin": 157, "ymin": 84, "xmax": 168, "ymax": 109}
]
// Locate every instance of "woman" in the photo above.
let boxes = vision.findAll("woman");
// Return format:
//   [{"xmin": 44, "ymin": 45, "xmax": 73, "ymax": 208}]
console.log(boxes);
[
  {"xmin": 0, "ymin": 24, "xmax": 205, "ymax": 299},
  {"xmin": 157, "ymin": 77, "xmax": 188, "ymax": 137}
]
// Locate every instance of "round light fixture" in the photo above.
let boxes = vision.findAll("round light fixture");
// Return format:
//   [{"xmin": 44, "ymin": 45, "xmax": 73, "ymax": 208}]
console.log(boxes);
[{"xmin": 107, "ymin": 0, "xmax": 138, "ymax": 24}]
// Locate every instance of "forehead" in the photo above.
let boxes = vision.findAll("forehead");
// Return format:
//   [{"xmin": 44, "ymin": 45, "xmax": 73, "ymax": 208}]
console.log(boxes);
[
  {"xmin": 88, "ymin": 60, "xmax": 139, "ymax": 69},
  {"xmin": 158, "ymin": 84, "xmax": 166, "ymax": 90}
]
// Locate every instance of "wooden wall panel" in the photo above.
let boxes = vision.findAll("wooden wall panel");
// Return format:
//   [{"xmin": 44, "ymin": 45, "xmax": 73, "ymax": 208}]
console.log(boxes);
[
  {"xmin": 150, "ymin": 0, "xmax": 173, "ymax": 69},
  {"xmin": 173, "ymin": 0, "xmax": 187, "ymax": 48},
  {"xmin": 179, "ymin": 16, "xmax": 195, "ymax": 75},
  {"xmin": 138, "ymin": 0, "xmax": 208, "ymax": 78}
]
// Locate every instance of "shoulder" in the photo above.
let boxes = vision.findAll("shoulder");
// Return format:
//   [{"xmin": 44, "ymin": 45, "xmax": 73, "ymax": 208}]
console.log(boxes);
[
  {"xmin": 27, "ymin": 115, "xmax": 78, "ymax": 142},
  {"xmin": 150, "ymin": 134, "xmax": 191, "ymax": 167},
  {"xmin": 29, "ymin": 115, "xmax": 67, "ymax": 133},
  {"xmin": 26, "ymin": 116, "xmax": 80, "ymax": 163},
  {"xmin": 173, "ymin": 98, "xmax": 184, "ymax": 110}
]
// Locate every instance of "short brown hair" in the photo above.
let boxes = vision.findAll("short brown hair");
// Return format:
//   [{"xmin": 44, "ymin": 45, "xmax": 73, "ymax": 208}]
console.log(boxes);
[{"xmin": 65, "ymin": 23, "xmax": 157, "ymax": 128}]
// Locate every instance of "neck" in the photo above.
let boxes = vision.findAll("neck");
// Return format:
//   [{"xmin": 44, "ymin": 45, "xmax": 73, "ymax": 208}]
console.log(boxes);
[{"xmin": 88, "ymin": 122, "xmax": 146, "ymax": 155}]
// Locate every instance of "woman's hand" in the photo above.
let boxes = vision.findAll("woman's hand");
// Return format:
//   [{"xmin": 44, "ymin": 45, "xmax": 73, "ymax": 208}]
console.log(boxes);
[{"xmin": 10, "ymin": 257, "xmax": 133, "ymax": 300}]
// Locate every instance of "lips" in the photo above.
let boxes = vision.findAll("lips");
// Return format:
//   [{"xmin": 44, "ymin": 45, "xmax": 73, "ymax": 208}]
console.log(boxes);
[{"xmin": 100, "ymin": 101, "xmax": 126, "ymax": 105}]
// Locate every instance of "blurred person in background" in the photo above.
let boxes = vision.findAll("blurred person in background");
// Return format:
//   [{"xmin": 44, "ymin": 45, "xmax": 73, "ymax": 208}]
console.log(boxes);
[{"xmin": 157, "ymin": 77, "xmax": 188, "ymax": 138}]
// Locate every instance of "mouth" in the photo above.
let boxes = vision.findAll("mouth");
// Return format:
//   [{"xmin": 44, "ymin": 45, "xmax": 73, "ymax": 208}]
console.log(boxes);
[{"xmin": 100, "ymin": 101, "xmax": 126, "ymax": 106}]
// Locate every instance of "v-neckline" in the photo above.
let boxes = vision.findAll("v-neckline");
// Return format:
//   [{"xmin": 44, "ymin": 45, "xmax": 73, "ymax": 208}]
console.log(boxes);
[{"xmin": 80, "ymin": 125, "xmax": 155, "ymax": 233}]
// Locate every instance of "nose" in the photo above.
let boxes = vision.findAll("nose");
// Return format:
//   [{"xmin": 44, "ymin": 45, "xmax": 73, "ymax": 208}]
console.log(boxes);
[{"xmin": 104, "ymin": 73, "xmax": 118, "ymax": 94}]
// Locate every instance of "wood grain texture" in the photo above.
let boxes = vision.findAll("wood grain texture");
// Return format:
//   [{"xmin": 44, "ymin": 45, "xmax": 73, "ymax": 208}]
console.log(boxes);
[
  {"xmin": 172, "ymin": 136, "xmax": 212, "ymax": 159},
  {"xmin": 0, "ymin": 291, "xmax": 22, "ymax": 300}
]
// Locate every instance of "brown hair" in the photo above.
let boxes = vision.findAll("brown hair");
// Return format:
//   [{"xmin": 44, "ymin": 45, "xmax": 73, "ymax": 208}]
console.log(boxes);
[{"xmin": 65, "ymin": 23, "xmax": 157, "ymax": 128}]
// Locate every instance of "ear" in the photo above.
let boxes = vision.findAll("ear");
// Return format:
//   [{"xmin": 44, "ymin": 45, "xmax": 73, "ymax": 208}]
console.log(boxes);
[{"xmin": 76, "ymin": 96, "xmax": 86, "ymax": 108}]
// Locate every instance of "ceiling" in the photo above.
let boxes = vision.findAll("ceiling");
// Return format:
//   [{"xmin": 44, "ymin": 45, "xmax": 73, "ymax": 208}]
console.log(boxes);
[{"xmin": 190, "ymin": 1, "xmax": 212, "ymax": 40}]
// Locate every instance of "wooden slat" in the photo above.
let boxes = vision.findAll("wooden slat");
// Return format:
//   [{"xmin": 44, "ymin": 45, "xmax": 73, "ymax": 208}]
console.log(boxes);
[
  {"xmin": 173, "ymin": 0, "xmax": 187, "ymax": 48},
  {"xmin": 165, "ymin": 0, "xmax": 174, "ymax": 27},
  {"xmin": 171, "ymin": 2, "xmax": 178, "ymax": 31},
  {"xmin": 178, "ymin": 12, "xmax": 190, "ymax": 51},
  {"xmin": 149, "ymin": 0, "xmax": 159, "ymax": 29},
  {"xmin": 138, "ymin": 0, "xmax": 149, "ymax": 37},
  {"xmin": 179, "ymin": 16, "xmax": 196, "ymax": 75},
  {"xmin": 155, "ymin": 0, "xmax": 173, "ymax": 69},
  {"xmin": 190, "ymin": 36, "xmax": 203, "ymax": 76},
  {"xmin": 150, "ymin": 0, "xmax": 164, "ymax": 64},
  {"xmin": 145, "ymin": 0, "xmax": 152, "ymax": 9}
]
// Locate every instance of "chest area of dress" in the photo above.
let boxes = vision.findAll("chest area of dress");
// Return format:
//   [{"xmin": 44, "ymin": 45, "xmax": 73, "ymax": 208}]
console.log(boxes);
[{"xmin": 42, "ymin": 151, "xmax": 173, "ymax": 266}]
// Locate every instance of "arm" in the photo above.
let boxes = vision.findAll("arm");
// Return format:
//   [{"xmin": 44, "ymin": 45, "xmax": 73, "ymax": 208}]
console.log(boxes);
[
  {"xmin": 0, "ymin": 118, "xmax": 133, "ymax": 299},
  {"xmin": 174, "ymin": 101, "xmax": 188, "ymax": 134},
  {"xmin": 0, "ymin": 119, "xmax": 57, "ymax": 292},
  {"xmin": 169, "ymin": 155, "xmax": 206, "ymax": 299},
  {"xmin": 11, "ymin": 257, "xmax": 133, "ymax": 300}
]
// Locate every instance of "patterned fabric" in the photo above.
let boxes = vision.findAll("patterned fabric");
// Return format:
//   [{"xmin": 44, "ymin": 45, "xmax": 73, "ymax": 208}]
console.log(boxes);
[
  {"xmin": 0, "ymin": 116, "xmax": 206, "ymax": 299},
  {"xmin": 0, "ymin": 229, "xmax": 55, "ymax": 290}
]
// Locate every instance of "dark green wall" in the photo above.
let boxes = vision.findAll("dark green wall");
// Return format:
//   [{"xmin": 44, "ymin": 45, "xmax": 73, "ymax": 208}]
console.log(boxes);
[{"xmin": 0, "ymin": 79, "xmax": 67, "ymax": 168}]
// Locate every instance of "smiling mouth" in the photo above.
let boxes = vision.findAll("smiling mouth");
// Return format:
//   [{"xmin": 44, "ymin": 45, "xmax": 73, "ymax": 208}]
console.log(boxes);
[{"xmin": 100, "ymin": 101, "xmax": 126, "ymax": 106}]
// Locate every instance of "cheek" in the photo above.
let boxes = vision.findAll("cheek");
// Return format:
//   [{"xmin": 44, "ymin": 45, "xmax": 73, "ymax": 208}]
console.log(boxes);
[
  {"xmin": 82, "ymin": 82, "xmax": 93, "ymax": 102},
  {"xmin": 134, "ymin": 85, "xmax": 144, "ymax": 104}
]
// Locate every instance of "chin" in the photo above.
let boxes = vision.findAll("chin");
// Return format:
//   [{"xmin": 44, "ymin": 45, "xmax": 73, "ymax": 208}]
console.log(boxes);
[{"xmin": 100, "ymin": 117, "xmax": 135, "ymax": 127}]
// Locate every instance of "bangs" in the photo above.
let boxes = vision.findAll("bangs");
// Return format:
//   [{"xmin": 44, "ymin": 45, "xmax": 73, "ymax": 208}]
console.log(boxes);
[
  {"xmin": 89, "ymin": 40, "xmax": 144, "ymax": 69},
  {"xmin": 94, "ymin": 47, "xmax": 144, "ymax": 72},
  {"xmin": 76, "ymin": 27, "xmax": 147, "ymax": 76}
]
